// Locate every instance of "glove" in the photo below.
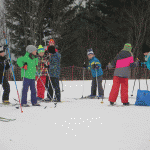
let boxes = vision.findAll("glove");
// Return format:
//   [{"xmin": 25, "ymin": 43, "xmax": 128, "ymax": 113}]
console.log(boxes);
[
  {"xmin": 92, "ymin": 64, "xmax": 99, "ymax": 69},
  {"xmin": 44, "ymin": 51, "xmax": 50, "ymax": 59},
  {"xmin": 83, "ymin": 62, "xmax": 87, "ymax": 68},
  {"xmin": 21, "ymin": 63, "xmax": 27, "ymax": 70},
  {"xmin": 44, "ymin": 64, "xmax": 49, "ymax": 68},
  {"xmin": 95, "ymin": 65, "xmax": 100, "ymax": 69},
  {"xmin": 3, "ymin": 45, "xmax": 8, "ymax": 50},
  {"xmin": 135, "ymin": 58, "xmax": 140, "ymax": 66},
  {"xmin": 36, "ymin": 72, "xmax": 41, "ymax": 76},
  {"xmin": 5, "ymin": 59, "xmax": 10, "ymax": 64},
  {"xmin": 141, "ymin": 62, "xmax": 147, "ymax": 66}
]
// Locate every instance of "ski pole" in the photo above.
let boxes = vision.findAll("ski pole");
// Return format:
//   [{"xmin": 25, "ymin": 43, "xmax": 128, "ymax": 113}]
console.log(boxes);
[
  {"xmin": 3, "ymin": 31, "xmax": 23, "ymax": 113},
  {"xmin": 0, "ymin": 60, "xmax": 6, "ymax": 101},
  {"xmin": 61, "ymin": 80, "xmax": 64, "ymax": 92},
  {"xmin": 46, "ymin": 54, "xmax": 58, "ymax": 101},
  {"xmin": 101, "ymin": 69, "xmax": 108, "ymax": 104},
  {"xmin": 81, "ymin": 67, "xmax": 85, "ymax": 98},
  {"xmin": 20, "ymin": 69, "xmax": 25, "ymax": 103},
  {"xmin": 46, "ymin": 69, "xmax": 58, "ymax": 101},
  {"xmin": 146, "ymin": 68, "xmax": 148, "ymax": 90},
  {"xmin": 131, "ymin": 66, "xmax": 138, "ymax": 96},
  {"xmin": 36, "ymin": 72, "xmax": 53, "ymax": 100},
  {"xmin": 96, "ymin": 68, "xmax": 98, "ymax": 98}
]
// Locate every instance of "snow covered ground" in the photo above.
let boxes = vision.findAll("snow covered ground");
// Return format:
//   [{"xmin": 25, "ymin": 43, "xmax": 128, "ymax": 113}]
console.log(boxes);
[{"xmin": 0, "ymin": 79, "xmax": 150, "ymax": 150}]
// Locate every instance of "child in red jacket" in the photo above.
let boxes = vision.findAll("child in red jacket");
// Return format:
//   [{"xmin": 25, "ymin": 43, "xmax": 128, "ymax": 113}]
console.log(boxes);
[{"xmin": 36, "ymin": 45, "xmax": 48, "ymax": 100}]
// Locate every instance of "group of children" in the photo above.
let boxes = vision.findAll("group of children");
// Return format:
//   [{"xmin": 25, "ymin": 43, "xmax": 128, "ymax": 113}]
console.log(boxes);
[
  {"xmin": 0, "ymin": 42, "xmax": 150, "ymax": 106},
  {"xmin": 0, "ymin": 39, "xmax": 61, "ymax": 107},
  {"xmin": 86, "ymin": 43, "xmax": 141, "ymax": 106}
]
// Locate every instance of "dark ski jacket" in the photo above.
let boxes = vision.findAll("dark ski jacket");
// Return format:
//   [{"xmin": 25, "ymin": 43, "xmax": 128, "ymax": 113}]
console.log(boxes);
[
  {"xmin": 47, "ymin": 52, "xmax": 61, "ymax": 78},
  {"xmin": 108, "ymin": 50, "xmax": 137, "ymax": 78},
  {"xmin": 0, "ymin": 56, "xmax": 10, "ymax": 82}
]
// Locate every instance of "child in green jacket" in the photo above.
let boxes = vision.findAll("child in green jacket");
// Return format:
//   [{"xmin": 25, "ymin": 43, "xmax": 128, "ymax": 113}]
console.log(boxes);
[{"xmin": 17, "ymin": 45, "xmax": 40, "ymax": 107}]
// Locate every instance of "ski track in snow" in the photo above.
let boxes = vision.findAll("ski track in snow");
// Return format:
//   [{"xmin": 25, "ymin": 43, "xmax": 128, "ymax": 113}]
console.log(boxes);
[{"xmin": 0, "ymin": 80, "xmax": 150, "ymax": 150}]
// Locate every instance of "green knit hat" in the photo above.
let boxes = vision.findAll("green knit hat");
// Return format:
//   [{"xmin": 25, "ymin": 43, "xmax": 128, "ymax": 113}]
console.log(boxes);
[
  {"xmin": 38, "ymin": 45, "xmax": 45, "ymax": 53},
  {"xmin": 123, "ymin": 43, "xmax": 132, "ymax": 52}
]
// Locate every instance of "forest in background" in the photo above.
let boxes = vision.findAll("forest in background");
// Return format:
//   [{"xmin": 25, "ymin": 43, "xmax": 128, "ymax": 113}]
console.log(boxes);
[{"xmin": 0, "ymin": 0, "xmax": 150, "ymax": 69}]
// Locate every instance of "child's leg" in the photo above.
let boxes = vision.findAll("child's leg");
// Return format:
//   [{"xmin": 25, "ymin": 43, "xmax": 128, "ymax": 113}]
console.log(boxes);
[
  {"xmin": 120, "ymin": 78, "xmax": 128, "ymax": 103},
  {"xmin": 51, "ymin": 77, "xmax": 60, "ymax": 101},
  {"xmin": 21, "ymin": 78, "xmax": 30, "ymax": 105},
  {"xmin": 41, "ymin": 76, "xmax": 46, "ymax": 99},
  {"xmin": 109, "ymin": 76, "xmax": 120, "ymax": 102},
  {"xmin": 45, "ymin": 76, "xmax": 48, "ymax": 88},
  {"xmin": 30, "ymin": 79, "xmax": 37, "ymax": 104},
  {"xmin": 97, "ymin": 75, "xmax": 104, "ymax": 96},
  {"xmin": 91, "ymin": 77, "xmax": 96, "ymax": 96},
  {"xmin": 47, "ymin": 77, "xmax": 53, "ymax": 99},
  {"xmin": 35, "ymin": 76, "xmax": 40, "ymax": 98},
  {"xmin": 2, "ymin": 76, "xmax": 10, "ymax": 101},
  {"xmin": 36, "ymin": 76, "xmax": 46, "ymax": 99}
]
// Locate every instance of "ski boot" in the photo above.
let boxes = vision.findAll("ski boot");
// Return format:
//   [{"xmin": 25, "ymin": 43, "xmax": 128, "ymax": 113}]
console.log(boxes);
[
  {"xmin": 37, "ymin": 97, "xmax": 43, "ymax": 101},
  {"xmin": 97, "ymin": 95, "xmax": 104, "ymax": 99},
  {"xmin": 21, "ymin": 104, "xmax": 30, "ymax": 107},
  {"xmin": 110, "ymin": 101, "xmax": 115, "ymax": 106},
  {"xmin": 85, "ymin": 95, "xmax": 96, "ymax": 99},
  {"xmin": 123, "ymin": 102, "xmax": 130, "ymax": 106},
  {"xmin": 42, "ymin": 98, "xmax": 52, "ymax": 102},
  {"xmin": 32, "ymin": 103, "xmax": 41, "ymax": 106},
  {"xmin": 3, "ymin": 100, "xmax": 10, "ymax": 105},
  {"xmin": 52, "ymin": 98, "xmax": 61, "ymax": 102}
]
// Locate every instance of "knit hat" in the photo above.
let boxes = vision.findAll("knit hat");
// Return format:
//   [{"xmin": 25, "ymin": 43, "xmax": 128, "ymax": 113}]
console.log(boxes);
[
  {"xmin": 87, "ymin": 48, "xmax": 94, "ymax": 55},
  {"xmin": 123, "ymin": 43, "xmax": 132, "ymax": 52},
  {"xmin": 49, "ymin": 39, "xmax": 55, "ymax": 45},
  {"xmin": 0, "ymin": 46, "xmax": 4, "ymax": 53},
  {"xmin": 142, "ymin": 43, "xmax": 150, "ymax": 53},
  {"xmin": 37, "ymin": 45, "xmax": 45, "ymax": 54},
  {"xmin": 48, "ymin": 46, "xmax": 56, "ymax": 54},
  {"xmin": 26, "ymin": 45, "xmax": 37, "ymax": 53}
]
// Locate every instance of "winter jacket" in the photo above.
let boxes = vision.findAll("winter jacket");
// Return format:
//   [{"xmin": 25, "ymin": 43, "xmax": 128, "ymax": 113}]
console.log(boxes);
[
  {"xmin": 17, "ymin": 52, "xmax": 38, "ymax": 79},
  {"xmin": 108, "ymin": 50, "xmax": 136, "ymax": 78},
  {"xmin": 36, "ymin": 55, "xmax": 48, "ymax": 76},
  {"xmin": 0, "ymin": 56, "xmax": 10, "ymax": 82},
  {"xmin": 87, "ymin": 56, "xmax": 103, "ymax": 77},
  {"xmin": 142, "ymin": 52, "xmax": 150, "ymax": 70},
  {"xmin": 45, "ymin": 46, "xmax": 58, "ymax": 52},
  {"xmin": 48, "ymin": 52, "xmax": 61, "ymax": 78}
]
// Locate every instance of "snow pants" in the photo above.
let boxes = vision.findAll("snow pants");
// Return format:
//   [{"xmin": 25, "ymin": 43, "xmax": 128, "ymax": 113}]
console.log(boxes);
[
  {"xmin": 35, "ymin": 76, "xmax": 46, "ymax": 99},
  {"xmin": 109, "ymin": 76, "xmax": 128, "ymax": 103},
  {"xmin": 47, "ymin": 77, "xmax": 61, "ymax": 102},
  {"xmin": 21, "ymin": 78, "xmax": 37, "ymax": 105},
  {"xmin": 0, "ymin": 75, "xmax": 10, "ymax": 101},
  {"xmin": 91, "ymin": 75, "xmax": 104, "ymax": 96}
]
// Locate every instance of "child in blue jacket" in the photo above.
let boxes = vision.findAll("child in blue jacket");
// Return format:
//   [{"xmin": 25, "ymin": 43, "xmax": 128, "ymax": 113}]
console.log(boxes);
[
  {"xmin": 84, "ymin": 48, "xmax": 104, "ymax": 98},
  {"xmin": 142, "ymin": 43, "xmax": 150, "ymax": 70}
]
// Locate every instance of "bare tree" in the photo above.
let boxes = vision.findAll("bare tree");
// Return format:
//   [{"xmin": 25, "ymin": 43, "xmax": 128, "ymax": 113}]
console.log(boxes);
[{"xmin": 124, "ymin": 0, "xmax": 150, "ymax": 58}]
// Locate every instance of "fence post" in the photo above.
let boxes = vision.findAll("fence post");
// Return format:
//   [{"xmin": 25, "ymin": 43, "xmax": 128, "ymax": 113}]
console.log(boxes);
[{"xmin": 72, "ymin": 65, "xmax": 74, "ymax": 81}]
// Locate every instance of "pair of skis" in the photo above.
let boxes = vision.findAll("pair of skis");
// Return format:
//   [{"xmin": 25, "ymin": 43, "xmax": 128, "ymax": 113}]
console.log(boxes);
[
  {"xmin": 72, "ymin": 96, "xmax": 105, "ymax": 100},
  {"xmin": 0, "ymin": 117, "xmax": 16, "ymax": 122},
  {"xmin": 108, "ymin": 103, "xmax": 135, "ymax": 107}
]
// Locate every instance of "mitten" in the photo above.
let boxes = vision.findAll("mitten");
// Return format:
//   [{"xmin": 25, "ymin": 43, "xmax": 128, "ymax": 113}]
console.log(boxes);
[{"xmin": 21, "ymin": 63, "xmax": 27, "ymax": 70}]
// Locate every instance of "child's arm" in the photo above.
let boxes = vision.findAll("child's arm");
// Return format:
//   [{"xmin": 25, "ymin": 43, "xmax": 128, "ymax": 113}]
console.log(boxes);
[
  {"xmin": 5, "ymin": 59, "xmax": 11, "ymax": 70},
  {"xmin": 87, "ymin": 62, "xmax": 91, "ymax": 70},
  {"xmin": 91, "ymin": 58, "xmax": 101, "ymax": 70},
  {"xmin": 145, "ymin": 56, "xmax": 150, "ymax": 70},
  {"xmin": 17, "ymin": 56, "xmax": 27, "ymax": 69}
]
